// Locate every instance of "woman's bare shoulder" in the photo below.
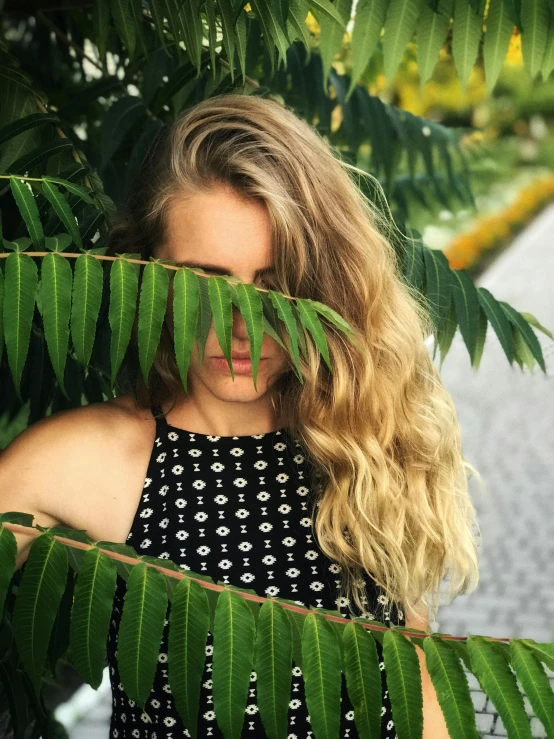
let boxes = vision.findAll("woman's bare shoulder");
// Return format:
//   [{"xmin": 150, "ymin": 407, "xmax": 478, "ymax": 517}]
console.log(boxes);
[{"xmin": 1, "ymin": 392, "xmax": 153, "ymax": 471}]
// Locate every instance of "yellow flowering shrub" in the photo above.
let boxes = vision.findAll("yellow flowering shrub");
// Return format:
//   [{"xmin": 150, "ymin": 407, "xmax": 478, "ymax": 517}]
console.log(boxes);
[{"xmin": 444, "ymin": 175, "xmax": 554, "ymax": 270}]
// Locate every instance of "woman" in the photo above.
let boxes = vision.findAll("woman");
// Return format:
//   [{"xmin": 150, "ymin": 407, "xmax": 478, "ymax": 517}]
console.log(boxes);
[
  {"xmin": 1, "ymin": 93, "xmax": 479, "ymax": 738},
  {"xmin": 101, "ymin": 93, "xmax": 480, "ymax": 738}
]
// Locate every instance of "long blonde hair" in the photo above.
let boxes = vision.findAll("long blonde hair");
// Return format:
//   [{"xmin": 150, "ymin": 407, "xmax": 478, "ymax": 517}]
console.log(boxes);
[{"xmin": 107, "ymin": 93, "xmax": 482, "ymax": 624}]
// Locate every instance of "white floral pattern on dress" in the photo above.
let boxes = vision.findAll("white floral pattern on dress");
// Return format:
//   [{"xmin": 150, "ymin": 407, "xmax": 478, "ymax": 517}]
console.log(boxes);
[{"xmin": 106, "ymin": 405, "xmax": 404, "ymax": 738}]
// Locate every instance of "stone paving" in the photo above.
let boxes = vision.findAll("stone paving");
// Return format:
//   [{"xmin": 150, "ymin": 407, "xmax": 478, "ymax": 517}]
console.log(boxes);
[
  {"xmin": 431, "ymin": 203, "xmax": 554, "ymax": 738},
  {"xmin": 56, "ymin": 205, "xmax": 554, "ymax": 737}
]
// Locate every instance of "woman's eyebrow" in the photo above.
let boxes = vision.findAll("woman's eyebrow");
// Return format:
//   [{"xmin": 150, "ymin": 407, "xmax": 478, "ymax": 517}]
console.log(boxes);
[{"xmin": 174, "ymin": 260, "xmax": 274, "ymax": 277}]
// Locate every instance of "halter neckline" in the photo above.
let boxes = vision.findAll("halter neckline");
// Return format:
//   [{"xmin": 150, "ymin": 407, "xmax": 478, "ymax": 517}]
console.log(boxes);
[{"xmin": 151, "ymin": 402, "xmax": 287, "ymax": 440}]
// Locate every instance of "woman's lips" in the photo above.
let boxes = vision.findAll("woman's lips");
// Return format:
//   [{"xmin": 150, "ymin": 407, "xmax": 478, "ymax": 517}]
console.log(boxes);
[{"xmin": 211, "ymin": 357, "xmax": 267, "ymax": 374}]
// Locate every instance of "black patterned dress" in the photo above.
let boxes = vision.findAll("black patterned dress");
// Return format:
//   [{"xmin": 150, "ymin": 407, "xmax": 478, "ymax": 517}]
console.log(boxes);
[{"xmin": 106, "ymin": 403, "xmax": 404, "ymax": 738}]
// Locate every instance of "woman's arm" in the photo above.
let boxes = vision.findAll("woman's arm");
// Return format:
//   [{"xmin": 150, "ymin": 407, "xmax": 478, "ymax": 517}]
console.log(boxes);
[{"xmin": 403, "ymin": 604, "xmax": 451, "ymax": 739}]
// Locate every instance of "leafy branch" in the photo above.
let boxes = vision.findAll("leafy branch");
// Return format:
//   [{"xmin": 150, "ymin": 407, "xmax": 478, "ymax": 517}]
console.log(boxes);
[{"xmin": 2, "ymin": 513, "xmax": 554, "ymax": 739}]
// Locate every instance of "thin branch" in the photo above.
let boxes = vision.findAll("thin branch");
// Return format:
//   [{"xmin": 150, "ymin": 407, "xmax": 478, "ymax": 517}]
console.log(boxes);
[
  {"xmin": 1, "ymin": 520, "xmax": 504, "ymax": 644},
  {"xmin": 0, "ymin": 250, "xmax": 290, "ymax": 301}
]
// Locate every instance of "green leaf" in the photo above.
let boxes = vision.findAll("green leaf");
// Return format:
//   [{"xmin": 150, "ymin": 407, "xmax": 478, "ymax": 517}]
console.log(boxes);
[
  {"xmin": 318, "ymin": 0, "xmax": 351, "ymax": 93},
  {"xmin": 450, "ymin": 268, "xmax": 480, "ymax": 363},
  {"xmin": 234, "ymin": 10, "xmax": 249, "ymax": 85},
  {"xmin": 93, "ymin": 0, "xmax": 110, "ymax": 66},
  {"xmin": 234, "ymin": 282, "xmax": 264, "ymax": 392},
  {"xmin": 417, "ymin": 0, "xmax": 454, "ymax": 86},
  {"xmin": 452, "ymin": 0, "xmax": 484, "ymax": 90},
  {"xmin": 69, "ymin": 547, "xmax": 118, "ymax": 689},
  {"xmin": 499, "ymin": 301, "xmax": 546, "ymax": 372},
  {"xmin": 510, "ymin": 641, "xmax": 554, "ymax": 736},
  {"xmin": 129, "ymin": 0, "xmax": 148, "ymax": 58},
  {"xmin": 3, "ymin": 252, "xmax": 38, "ymax": 400},
  {"xmin": 302, "ymin": 611, "xmax": 342, "ymax": 739},
  {"xmin": 477, "ymin": 286, "xmax": 514, "ymax": 364},
  {"xmin": 286, "ymin": 608, "xmax": 305, "ymax": 669},
  {"xmin": 205, "ymin": 0, "xmax": 219, "ymax": 79},
  {"xmin": 95, "ymin": 540, "xmax": 142, "ymax": 581},
  {"xmin": 540, "ymin": 10, "xmax": 554, "ymax": 78},
  {"xmin": 0, "ymin": 259, "xmax": 4, "ymax": 367},
  {"xmin": 100, "ymin": 96, "xmax": 147, "ymax": 169},
  {"xmin": 10, "ymin": 176, "xmax": 44, "ymax": 247},
  {"xmin": 436, "ymin": 293, "xmax": 459, "ymax": 368},
  {"xmin": 520, "ymin": 0, "xmax": 549, "ymax": 78},
  {"xmin": 40, "ymin": 252, "xmax": 73, "ymax": 396},
  {"xmin": 117, "ymin": 561, "xmax": 169, "ymax": 710},
  {"xmin": 251, "ymin": 0, "xmax": 291, "ymax": 69},
  {"xmin": 311, "ymin": 298, "xmax": 363, "ymax": 351},
  {"xmin": 382, "ymin": 628, "xmax": 422, "ymax": 738},
  {"xmin": 43, "ymin": 176, "xmax": 95, "ymax": 206},
  {"xmin": 195, "ymin": 269, "xmax": 213, "ymax": 366},
  {"xmin": 401, "ymin": 233, "xmax": 426, "ymax": 290},
  {"xmin": 311, "ymin": 0, "xmax": 350, "ymax": 25},
  {"xmin": 467, "ymin": 636, "xmax": 533, "ymax": 739},
  {"xmin": 137, "ymin": 260, "xmax": 170, "ymax": 387},
  {"xmin": 71, "ymin": 253, "xmax": 104, "ymax": 370},
  {"xmin": 520, "ymin": 639, "xmax": 554, "ymax": 670},
  {"xmin": 0, "ymin": 112, "xmax": 60, "ymax": 148},
  {"xmin": 212, "ymin": 589, "xmax": 256, "ymax": 739},
  {"xmin": 41, "ymin": 180, "xmax": 82, "ymax": 248},
  {"xmin": 483, "ymin": 0, "xmax": 515, "ymax": 90},
  {"xmin": 8, "ymin": 139, "xmax": 74, "ymax": 176},
  {"xmin": 148, "ymin": 0, "xmax": 172, "ymax": 55},
  {"xmin": 506, "ymin": 0, "xmax": 522, "ymax": 28},
  {"xmin": 44, "ymin": 233, "xmax": 72, "ymax": 252},
  {"xmin": 342, "ymin": 621, "xmax": 382, "ymax": 739},
  {"xmin": 216, "ymin": 0, "xmax": 237, "ymax": 82},
  {"xmin": 111, "ymin": 0, "xmax": 137, "ymax": 59},
  {"xmin": 466, "ymin": 302, "xmax": 485, "ymax": 369},
  {"xmin": 519, "ymin": 311, "xmax": 554, "ymax": 340},
  {"xmin": 207, "ymin": 274, "xmax": 235, "ymax": 378},
  {"xmin": 382, "ymin": 0, "xmax": 421, "ymax": 80},
  {"xmin": 0, "ymin": 512, "xmax": 36, "ymax": 526},
  {"xmin": 295, "ymin": 298, "xmax": 332, "ymax": 373},
  {"xmin": 423, "ymin": 635, "xmax": 479, "ymax": 738},
  {"xmin": 168, "ymin": 576, "xmax": 211, "ymax": 739},
  {"xmin": 176, "ymin": 0, "xmax": 204, "ymax": 73},
  {"xmin": 267, "ymin": 290, "xmax": 303, "ymax": 381},
  {"xmin": 12, "ymin": 533, "xmax": 68, "ymax": 695},
  {"xmin": 109, "ymin": 254, "xmax": 140, "ymax": 391},
  {"xmin": 255, "ymin": 599, "xmax": 293, "ymax": 739},
  {"xmin": 151, "ymin": 61, "xmax": 200, "ymax": 114},
  {"xmin": 160, "ymin": 0, "xmax": 187, "ymax": 62},
  {"xmin": 346, "ymin": 0, "xmax": 388, "ymax": 100},
  {"xmin": 288, "ymin": 0, "xmax": 312, "ymax": 58},
  {"xmin": 0, "ymin": 525, "xmax": 17, "ymax": 613},
  {"xmin": 423, "ymin": 246, "xmax": 452, "ymax": 335},
  {"xmin": 172, "ymin": 266, "xmax": 200, "ymax": 395}
]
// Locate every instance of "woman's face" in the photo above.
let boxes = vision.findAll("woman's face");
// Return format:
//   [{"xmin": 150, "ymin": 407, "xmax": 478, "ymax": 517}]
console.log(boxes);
[{"xmin": 156, "ymin": 183, "xmax": 291, "ymax": 402}]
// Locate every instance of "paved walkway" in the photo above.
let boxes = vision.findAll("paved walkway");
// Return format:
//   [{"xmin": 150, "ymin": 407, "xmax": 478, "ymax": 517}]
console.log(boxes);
[
  {"xmin": 55, "ymin": 205, "xmax": 554, "ymax": 738},
  {"xmin": 432, "ymin": 203, "xmax": 554, "ymax": 738}
]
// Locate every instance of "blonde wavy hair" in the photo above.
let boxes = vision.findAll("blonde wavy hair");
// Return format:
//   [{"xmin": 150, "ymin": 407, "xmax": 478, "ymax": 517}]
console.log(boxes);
[{"xmin": 107, "ymin": 92, "xmax": 482, "ymax": 625}]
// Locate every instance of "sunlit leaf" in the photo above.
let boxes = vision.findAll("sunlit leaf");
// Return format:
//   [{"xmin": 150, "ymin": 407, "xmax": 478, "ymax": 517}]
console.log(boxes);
[
  {"xmin": 255, "ymin": 599, "xmax": 293, "ymax": 739},
  {"xmin": 212, "ymin": 589, "xmax": 256, "ymax": 739},
  {"xmin": 137, "ymin": 260, "xmax": 170, "ymax": 387},
  {"xmin": 117, "ymin": 561, "xmax": 169, "ymax": 710},
  {"xmin": 70, "ymin": 253, "xmax": 104, "ymax": 370},
  {"xmin": 168, "ymin": 576, "xmax": 211, "ymax": 739}
]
